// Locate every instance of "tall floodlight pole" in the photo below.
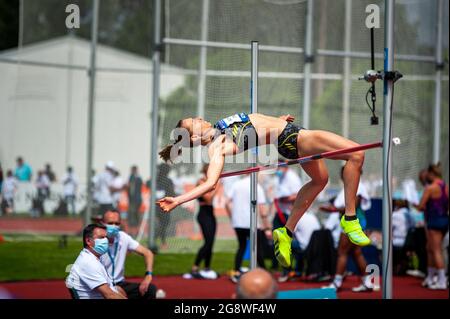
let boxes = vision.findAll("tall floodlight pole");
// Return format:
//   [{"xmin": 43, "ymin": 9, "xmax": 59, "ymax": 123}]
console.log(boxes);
[
  {"xmin": 85, "ymin": 0, "xmax": 99, "ymax": 226},
  {"xmin": 433, "ymin": 0, "xmax": 444, "ymax": 163},
  {"xmin": 302, "ymin": 0, "xmax": 314, "ymax": 129},
  {"xmin": 342, "ymin": 0, "xmax": 352, "ymax": 138},
  {"xmin": 149, "ymin": 0, "xmax": 162, "ymax": 249},
  {"xmin": 382, "ymin": 0, "xmax": 395, "ymax": 299},
  {"xmin": 196, "ymin": 0, "xmax": 210, "ymax": 168},
  {"xmin": 250, "ymin": 41, "xmax": 259, "ymax": 270}
]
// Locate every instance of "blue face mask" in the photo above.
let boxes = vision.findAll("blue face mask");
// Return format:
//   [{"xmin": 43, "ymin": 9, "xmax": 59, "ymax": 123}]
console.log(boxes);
[
  {"xmin": 93, "ymin": 237, "xmax": 109, "ymax": 255},
  {"xmin": 105, "ymin": 224, "xmax": 120, "ymax": 238},
  {"xmin": 275, "ymin": 171, "xmax": 283, "ymax": 178}
]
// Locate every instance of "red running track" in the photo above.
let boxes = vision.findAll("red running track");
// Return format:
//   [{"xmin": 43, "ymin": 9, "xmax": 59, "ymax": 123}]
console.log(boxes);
[{"xmin": 0, "ymin": 275, "xmax": 447, "ymax": 299}]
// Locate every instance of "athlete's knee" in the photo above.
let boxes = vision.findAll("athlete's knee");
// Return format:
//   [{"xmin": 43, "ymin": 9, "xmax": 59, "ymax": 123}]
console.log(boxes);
[
  {"xmin": 350, "ymin": 150, "xmax": 365, "ymax": 167},
  {"xmin": 311, "ymin": 169, "xmax": 329, "ymax": 190}
]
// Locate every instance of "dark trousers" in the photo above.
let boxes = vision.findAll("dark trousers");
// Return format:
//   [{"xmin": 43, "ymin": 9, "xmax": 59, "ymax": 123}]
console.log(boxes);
[
  {"xmin": 128, "ymin": 200, "xmax": 142, "ymax": 227},
  {"xmin": 291, "ymin": 240, "xmax": 306, "ymax": 274},
  {"xmin": 404, "ymin": 227, "xmax": 427, "ymax": 274},
  {"xmin": 116, "ymin": 281, "xmax": 157, "ymax": 299},
  {"xmin": 156, "ymin": 209, "xmax": 171, "ymax": 245},
  {"xmin": 234, "ymin": 228, "xmax": 266, "ymax": 271},
  {"xmin": 194, "ymin": 206, "xmax": 217, "ymax": 268},
  {"xmin": 393, "ymin": 245, "xmax": 408, "ymax": 276}
]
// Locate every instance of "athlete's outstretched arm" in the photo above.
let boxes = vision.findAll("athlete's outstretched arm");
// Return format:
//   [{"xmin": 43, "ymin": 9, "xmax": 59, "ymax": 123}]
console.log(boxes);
[{"xmin": 157, "ymin": 136, "xmax": 232, "ymax": 213}]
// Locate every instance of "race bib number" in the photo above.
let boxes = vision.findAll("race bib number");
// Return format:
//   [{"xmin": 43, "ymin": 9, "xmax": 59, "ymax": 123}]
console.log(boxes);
[{"xmin": 215, "ymin": 113, "xmax": 249, "ymax": 130}]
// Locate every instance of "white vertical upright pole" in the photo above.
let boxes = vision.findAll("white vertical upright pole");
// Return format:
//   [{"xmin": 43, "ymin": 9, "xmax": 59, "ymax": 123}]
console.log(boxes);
[
  {"xmin": 433, "ymin": 0, "xmax": 444, "ymax": 164},
  {"xmin": 342, "ymin": 0, "xmax": 352, "ymax": 138},
  {"xmin": 382, "ymin": 0, "xmax": 395, "ymax": 300},
  {"xmin": 149, "ymin": 0, "xmax": 162, "ymax": 249},
  {"xmin": 250, "ymin": 41, "xmax": 259, "ymax": 270},
  {"xmin": 85, "ymin": 0, "xmax": 99, "ymax": 226},
  {"xmin": 65, "ymin": 34, "xmax": 74, "ymax": 169},
  {"xmin": 195, "ymin": 0, "xmax": 210, "ymax": 170},
  {"xmin": 197, "ymin": 0, "xmax": 209, "ymax": 122},
  {"xmin": 302, "ymin": 0, "xmax": 314, "ymax": 129}
]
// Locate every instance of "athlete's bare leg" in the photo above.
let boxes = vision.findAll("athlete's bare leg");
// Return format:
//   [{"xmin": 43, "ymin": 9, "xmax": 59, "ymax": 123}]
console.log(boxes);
[{"xmin": 285, "ymin": 129, "xmax": 364, "ymax": 232}]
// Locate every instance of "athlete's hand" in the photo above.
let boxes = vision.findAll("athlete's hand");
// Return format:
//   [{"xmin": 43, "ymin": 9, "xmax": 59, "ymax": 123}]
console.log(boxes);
[
  {"xmin": 156, "ymin": 197, "xmax": 180, "ymax": 213},
  {"xmin": 280, "ymin": 114, "xmax": 295, "ymax": 122},
  {"xmin": 139, "ymin": 275, "xmax": 153, "ymax": 296}
]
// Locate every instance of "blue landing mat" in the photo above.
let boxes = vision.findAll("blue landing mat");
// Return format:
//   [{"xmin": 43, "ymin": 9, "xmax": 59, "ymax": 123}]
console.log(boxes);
[{"xmin": 277, "ymin": 287, "xmax": 337, "ymax": 299}]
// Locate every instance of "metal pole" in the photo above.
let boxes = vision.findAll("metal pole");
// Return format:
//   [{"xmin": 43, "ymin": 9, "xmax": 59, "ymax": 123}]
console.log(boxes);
[
  {"xmin": 250, "ymin": 41, "xmax": 259, "ymax": 270},
  {"xmin": 382, "ymin": 0, "xmax": 395, "ymax": 300},
  {"xmin": 197, "ymin": 0, "xmax": 209, "ymax": 121},
  {"xmin": 85, "ymin": 0, "xmax": 99, "ymax": 226},
  {"xmin": 302, "ymin": 0, "xmax": 314, "ymax": 129},
  {"xmin": 148, "ymin": 0, "xmax": 161, "ymax": 249},
  {"xmin": 433, "ymin": 0, "xmax": 444, "ymax": 163},
  {"xmin": 162, "ymin": 37, "xmax": 436, "ymax": 63},
  {"xmin": 65, "ymin": 34, "xmax": 74, "ymax": 169},
  {"xmin": 342, "ymin": 0, "xmax": 352, "ymax": 138},
  {"xmin": 195, "ymin": 0, "xmax": 209, "ymax": 170}
]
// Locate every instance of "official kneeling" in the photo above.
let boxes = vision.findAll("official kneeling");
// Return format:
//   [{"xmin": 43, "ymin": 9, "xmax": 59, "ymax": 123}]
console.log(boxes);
[
  {"xmin": 100, "ymin": 209, "xmax": 158, "ymax": 299},
  {"xmin": 66, "ymin": 224, "xmax": 127, "ymax": 299}
]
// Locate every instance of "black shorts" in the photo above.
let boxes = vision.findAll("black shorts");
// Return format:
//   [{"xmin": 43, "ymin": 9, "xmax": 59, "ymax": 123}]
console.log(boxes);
[{"xmin": 277, "ymin": 122, "xmax": 303, "ymax": 160}]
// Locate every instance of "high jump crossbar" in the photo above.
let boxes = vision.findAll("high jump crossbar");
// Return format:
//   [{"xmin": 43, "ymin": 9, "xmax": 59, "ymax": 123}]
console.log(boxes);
[{"xmin": 220, "ymin": 141, "xmax": 383, "ymax": 178}]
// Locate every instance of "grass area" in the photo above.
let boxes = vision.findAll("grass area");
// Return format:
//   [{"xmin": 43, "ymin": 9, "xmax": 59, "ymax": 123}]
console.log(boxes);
[
  {"xmin": 0, "ymin": 239, "xmax": 246, "ymax": 282},
  {"xmin": 1, "ymin": 234, "xmax": 238, "ymax": 253}
]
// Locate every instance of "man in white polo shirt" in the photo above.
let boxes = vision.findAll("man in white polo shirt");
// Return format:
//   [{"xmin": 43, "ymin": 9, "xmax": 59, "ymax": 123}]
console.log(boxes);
[
  {"xmin": 100, "ymin": 210, "xmax": 158, "ymax": 299},
  {"xmin": 225, "ymin": 175, "xmax": 271, "ymax": 283},
  {"xmin": 65, "ymin": 224, "xmax": 127, "ymax": 299}
]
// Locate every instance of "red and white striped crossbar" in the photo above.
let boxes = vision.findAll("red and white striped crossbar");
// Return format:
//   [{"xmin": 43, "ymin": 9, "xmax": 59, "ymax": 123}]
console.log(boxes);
[{"xmin": 220, "ymin": 141, "xmax": 383, "ymax": 178}]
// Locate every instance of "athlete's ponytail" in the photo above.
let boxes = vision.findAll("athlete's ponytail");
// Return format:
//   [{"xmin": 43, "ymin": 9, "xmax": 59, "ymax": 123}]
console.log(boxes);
[
  {"xmin": 159, "ymin": 144, "xmax": 175, "ymax": 163},
  {"xmin": 159, "ymin": 120, "xmax": 185, "ymax": 163}
]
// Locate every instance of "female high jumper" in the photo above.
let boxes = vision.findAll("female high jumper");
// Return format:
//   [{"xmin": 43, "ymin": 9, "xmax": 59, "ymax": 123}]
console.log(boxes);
[{"xmin": 156, "ymin": 113, "xmax": 370, "ymax": 268}]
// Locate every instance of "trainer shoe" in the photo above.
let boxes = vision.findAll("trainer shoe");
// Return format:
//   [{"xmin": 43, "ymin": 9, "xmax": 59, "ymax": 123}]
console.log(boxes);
[
  {"xmin": 230, "ymin": 271, "xmax": 242, "ymax": 284},
  {"xmin": 155, "ymin": 289, "xmax": 166, "ymax": 299},
  {"xmin": 272, "ymin": 227, "xmax": 293, "ymax": 268},
  {"xmin": 406, "ymin": 269, "xmax": 426, "ymax": 278},
  {"xmin": 429, "ymin": 282, "xmax": 448, "ymax": 290},
  {"xmin": 199, "ymin": 269, "xmax": 219, "ymax": 280},
  {"xmin": 278, "ymin": 271, "xmax": 296, "ymax": 283},
  {"xmin": 352, "ymin": 283, "xmax": 373, "ymax": 293},
  {"xmin": 340, "ymin": 215, "xmax": 371, "ymax": 246},
  {"xmin": 322, "ymin": 282, "xmax": 341, "ymax": 291},
  {"xmin": 422, "ymin": 276, "xmax": 435, "ymax": 288}
]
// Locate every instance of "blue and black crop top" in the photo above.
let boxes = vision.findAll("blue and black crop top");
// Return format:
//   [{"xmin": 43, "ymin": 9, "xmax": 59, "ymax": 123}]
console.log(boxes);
[{"xmin": 214, "ymin": 113, "xmax": 258, "ymax": 152}]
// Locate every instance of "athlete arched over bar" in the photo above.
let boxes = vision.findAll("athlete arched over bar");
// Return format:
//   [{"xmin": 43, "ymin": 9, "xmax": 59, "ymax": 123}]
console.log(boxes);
[{"xmin": 157, "ymin": 113, "xmax": 370, "ymax": 268}]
